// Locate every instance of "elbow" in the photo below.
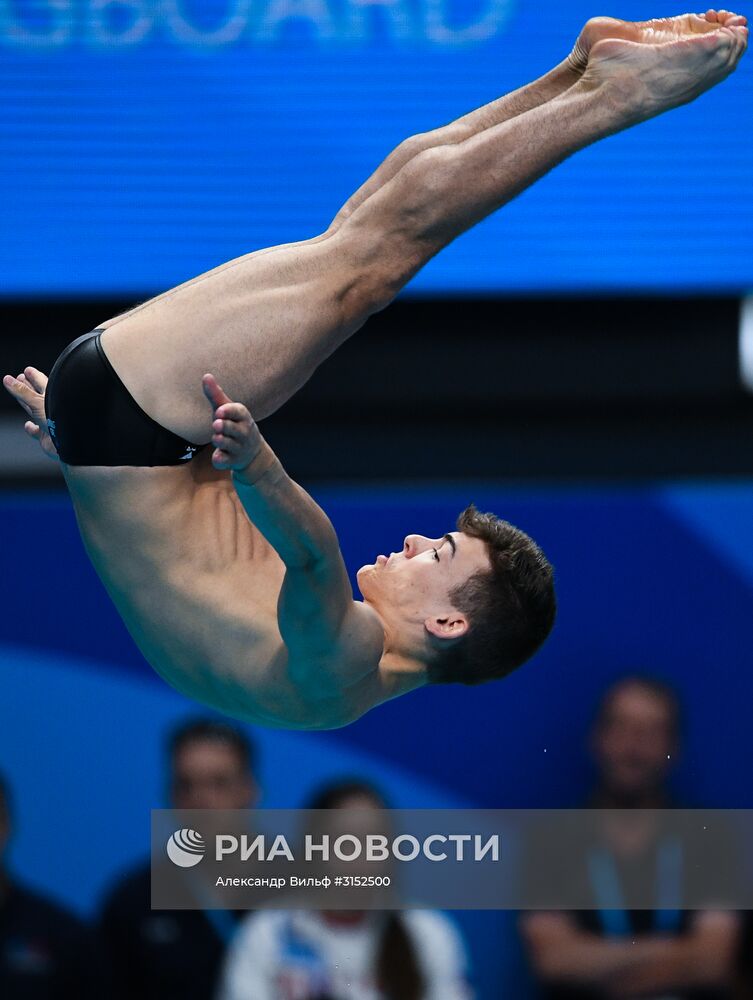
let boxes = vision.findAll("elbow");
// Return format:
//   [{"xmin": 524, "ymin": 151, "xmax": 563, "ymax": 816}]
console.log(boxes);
[
  {"xmin": 284, "ymin": 522, "xmax": 338, "ymax": 571},
  {"xmin": 309, "ymin": 518, "xmax": 340, "ymax": 566}
]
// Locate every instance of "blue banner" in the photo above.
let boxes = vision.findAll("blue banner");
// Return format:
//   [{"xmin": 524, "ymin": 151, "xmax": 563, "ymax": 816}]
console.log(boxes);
[{"xmin": 1, "ymin": 1, "xmax": 752, "ymax": 295}]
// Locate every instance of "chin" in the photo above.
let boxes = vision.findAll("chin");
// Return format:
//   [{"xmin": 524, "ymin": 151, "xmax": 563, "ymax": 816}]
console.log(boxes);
[{"xmin": 356, "ymin": 563, "xmax": 375, "ymax": 598}]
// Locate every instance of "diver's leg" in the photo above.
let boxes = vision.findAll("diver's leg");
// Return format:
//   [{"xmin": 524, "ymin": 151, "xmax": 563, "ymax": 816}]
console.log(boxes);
[
  {"xmin": 99, "ymin": 71, "xmax": 610, "ymax": 444},
  {"xmin": 99, "ymin": 18, "xmax": 745, "ymax": 443},
  {"xmin": 328, "ymin": 21, "xmax": 746, "ymax": 314},
  {"xmin": 328, "ymin": 57, "xmax": 583, "ymax": 231},
  {"xmin": 95, "ymin": 64, "xmax": 585, "ymax": 441}
]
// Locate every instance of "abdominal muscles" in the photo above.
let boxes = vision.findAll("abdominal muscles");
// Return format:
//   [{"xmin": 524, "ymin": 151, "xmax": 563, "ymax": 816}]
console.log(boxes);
[{"xmin": 62, "ymin": 462, "xmax": 293, "ymax": 722}]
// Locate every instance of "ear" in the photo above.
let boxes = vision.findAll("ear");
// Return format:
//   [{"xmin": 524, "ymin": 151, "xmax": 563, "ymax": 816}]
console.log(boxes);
[{"xmin": 424, "ymin": 613, "xmax": 470, "ymax": 640}]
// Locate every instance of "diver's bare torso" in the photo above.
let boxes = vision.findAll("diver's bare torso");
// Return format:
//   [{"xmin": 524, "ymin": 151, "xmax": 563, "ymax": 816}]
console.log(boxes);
[{"xmin": 63, "ymin": 453, "xmax": 388, "ymax": 730}]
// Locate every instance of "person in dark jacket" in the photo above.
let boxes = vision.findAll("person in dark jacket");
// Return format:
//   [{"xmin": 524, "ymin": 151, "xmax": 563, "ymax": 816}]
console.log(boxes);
[
  {"xmin": 520, "ymin": 677, "xmax": 741, "ymax": 1000},
  {"xmin": 0, "ymin": 770, "xmax": 103, "ymax": 1000},
  {"xmin": 98, "ymin": 717, "xmax": 259, "ymax": 1000}
]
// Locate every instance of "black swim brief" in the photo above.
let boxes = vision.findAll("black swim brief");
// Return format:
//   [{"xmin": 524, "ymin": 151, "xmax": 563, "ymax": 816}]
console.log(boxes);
[{"xmin": 45, "ymin": 330, "xmax": 207, "ymax": 466}]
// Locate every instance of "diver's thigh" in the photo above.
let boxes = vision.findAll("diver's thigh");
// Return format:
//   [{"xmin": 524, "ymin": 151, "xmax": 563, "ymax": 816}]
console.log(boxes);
[{"xmin": 97, "ymin": 232, "xmax": 366, "ymax": 441}]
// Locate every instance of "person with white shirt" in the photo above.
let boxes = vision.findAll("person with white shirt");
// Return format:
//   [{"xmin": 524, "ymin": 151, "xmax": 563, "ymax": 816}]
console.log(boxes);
[{"xmin": 217, "ymin": 780, "xmax": 474, "ymax": 1000}]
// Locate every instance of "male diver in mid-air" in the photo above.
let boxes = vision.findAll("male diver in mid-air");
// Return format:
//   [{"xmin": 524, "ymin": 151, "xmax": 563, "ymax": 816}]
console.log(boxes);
[{"xmin": 5, "ymin": 11, "xmax": 747, "ymax": 729}]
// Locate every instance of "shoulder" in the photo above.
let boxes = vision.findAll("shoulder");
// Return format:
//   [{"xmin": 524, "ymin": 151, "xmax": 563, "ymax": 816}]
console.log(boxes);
[{"xmin": 284, "ymin": 602, "xmax": 386, "ymax": 727}]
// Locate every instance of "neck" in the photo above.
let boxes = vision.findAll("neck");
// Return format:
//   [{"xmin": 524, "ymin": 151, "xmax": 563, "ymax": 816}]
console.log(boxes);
[
  {"xmin": 378, "ymin": 646, "xmax": 428, "ymax": 695},
  {"xmin": 363, "ymin": 601, "xmax": 429, "ymax": 695}
]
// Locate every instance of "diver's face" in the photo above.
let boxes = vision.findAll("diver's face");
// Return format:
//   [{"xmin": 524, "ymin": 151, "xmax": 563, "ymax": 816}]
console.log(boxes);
[{"xmin": 357, "ymin": 531, "xmax": 491, "ymax": 633}]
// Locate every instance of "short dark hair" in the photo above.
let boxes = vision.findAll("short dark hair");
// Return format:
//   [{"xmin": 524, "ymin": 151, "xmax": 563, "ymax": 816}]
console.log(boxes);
[
  {"xmin": 305, "ymin": 778, "xmax": 389, "ymax": 810},
  {"xmin": 168, "ymin": 717, "xmax": 257, "ymax": 774},
  {"xmin": 427, "ymin": 505, "xmax": 556, "ymax": 686}
]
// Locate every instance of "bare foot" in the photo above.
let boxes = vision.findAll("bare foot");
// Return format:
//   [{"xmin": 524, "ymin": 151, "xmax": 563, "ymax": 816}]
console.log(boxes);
[
  {"xmin": 2, "ymin": 368, "xmax": 59, "ymax": 461},
  {"xmin": 578, "ymin": 10, "xmax": 747, "ymax": 120},
  {"xmin": 569, "ymin": 10, "xmax": 748, "ymax": 73}
]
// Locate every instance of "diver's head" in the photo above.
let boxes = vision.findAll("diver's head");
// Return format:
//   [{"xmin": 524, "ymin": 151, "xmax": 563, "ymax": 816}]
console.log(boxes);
[{"xmin": 357, "ymin": 505, "xmax": 556, "ymax": 685}]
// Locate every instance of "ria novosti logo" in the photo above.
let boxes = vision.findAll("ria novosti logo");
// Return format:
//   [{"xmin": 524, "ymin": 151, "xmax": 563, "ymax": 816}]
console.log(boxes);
[{"xmin": 166, "ymin": 828, "xmax": 206, "ymax": 868}]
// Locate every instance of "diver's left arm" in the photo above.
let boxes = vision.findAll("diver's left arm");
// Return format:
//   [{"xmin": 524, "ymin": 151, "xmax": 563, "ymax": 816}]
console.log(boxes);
[{"xmin": 203, "ymin": 375, "xmax": 357, "ymax": 658}]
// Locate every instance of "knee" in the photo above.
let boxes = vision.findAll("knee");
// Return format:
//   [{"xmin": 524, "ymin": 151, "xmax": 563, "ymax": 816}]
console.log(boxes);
[
  {"xmin": 331, "ymin": 228, "xmax": 414, "ymax": 319},
  {"xmin": 341, "ymin": 261, "xmax": 403, "ymax": 319},
  {"xmin": 387, "ymin": 145, "xmax": 463, "ymax": 251},
  {"xmin": 401, "ymin": 145, "xmax": 459, "ymax": 209},
  {"xmin": 334, "ymin": 149, "xmax": 460, "ymax": 313}
]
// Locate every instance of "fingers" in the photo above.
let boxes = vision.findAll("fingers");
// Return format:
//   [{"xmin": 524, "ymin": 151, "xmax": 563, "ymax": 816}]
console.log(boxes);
[
  {"xmin": 211, "ymin": 421, "xmax": 244, "ymax": 451},
  {"xmin": 212, "ymin": 433, "xmax": 240, "ymax": 453},
  {"xmin": 211, "ymin": 447, "xmax": 234, "ymax": 470},
  {"xmin": 212, "ymin": 422, "xmax": 240, "ymax": 444},
  {"xmin": 4, "ymin": 369, "xmax": 45, "ymax": 396},
  {"xmin": 23, "ymin": 366, "xmax": 48, "ymax": 393},
  {"xmin": 3, "ymin": 374, "xmax": 40, "ymax": 417},
  {"xmin": 22, "ymin": 420, "xmax": 59, "ymax": 461},
  {"xmin": 214, "ymin": 401, "xmax": 249, "ymax": 424},
  {"xmin": 202, "ymin": 373, "xmax": 233, "ymax": 411}
]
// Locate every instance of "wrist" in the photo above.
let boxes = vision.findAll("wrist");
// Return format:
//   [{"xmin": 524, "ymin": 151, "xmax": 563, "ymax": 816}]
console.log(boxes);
[{"xmin": 232, "ymin": 442, "xmax": 279, "ymax": 486}]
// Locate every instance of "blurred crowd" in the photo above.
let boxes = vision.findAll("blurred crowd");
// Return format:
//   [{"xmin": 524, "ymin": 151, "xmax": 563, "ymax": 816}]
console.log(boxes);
[{"xmin": 1, "ymin": 676, "xmax": 752, "ymax": 999}]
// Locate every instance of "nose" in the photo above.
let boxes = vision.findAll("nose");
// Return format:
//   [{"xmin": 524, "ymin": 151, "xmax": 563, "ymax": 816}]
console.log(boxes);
[{"xmin": 403, "ymin": 534, "xmax": 432, "ymax": 558}]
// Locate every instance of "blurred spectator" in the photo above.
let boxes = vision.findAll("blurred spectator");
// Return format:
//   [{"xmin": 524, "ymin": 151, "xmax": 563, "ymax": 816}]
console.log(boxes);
[
  {"xmin": 520, "ymin": 676, "xmax": 741, "ymax": 999},
  {"xmin": 217, "ymin": 778, "xmax": 474, "ymax": 1000},
  {"xmin": 0, "ymin": 769, "xmax": 103, "ymax": 999},
  {"xmin": 99, "ymin": 717, "xmax": 258, "ymax": 1000}
]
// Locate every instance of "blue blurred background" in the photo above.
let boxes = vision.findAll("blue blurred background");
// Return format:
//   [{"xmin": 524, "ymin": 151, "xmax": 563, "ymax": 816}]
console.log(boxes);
[
  {"xmin": 2, "ymin": 1, "xmax": 753, "ymax": 998},
  {"xmin": 2, "ymin": 483, "xmax": 753, "ymax": 994},
  {"xmin": 1, "ymin": 0, "xmax": 752, "ymax": 294}
]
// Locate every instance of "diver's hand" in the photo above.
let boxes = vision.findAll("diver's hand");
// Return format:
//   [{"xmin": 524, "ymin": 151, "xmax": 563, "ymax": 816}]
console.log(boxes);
[
  {"xmin": 202, "ymin": 373, "xmax": 263, "ymax": 472},
  {"xmin": 2, "ymin": 367, "xmax": 59, "ymax": 461}
]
